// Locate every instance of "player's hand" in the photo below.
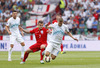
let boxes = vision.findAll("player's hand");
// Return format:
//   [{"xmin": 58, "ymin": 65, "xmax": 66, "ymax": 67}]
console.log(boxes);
[
  {"xmin": 8, "ymin": 32, "xmax": 11, "ymax": 35},
  {"xmin": 47, "ymin": 30, "xmax": 52, "ymax": 34},
  {"xmin": 74, "ymin": 38, "xmax": 78, "ymax": 42},
  {"xmin": 45, "ymin": 23, "xmax": 49, "ymax": 26}
]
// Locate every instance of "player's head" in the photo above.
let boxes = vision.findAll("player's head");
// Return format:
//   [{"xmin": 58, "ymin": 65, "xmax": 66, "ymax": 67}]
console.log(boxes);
[
  {"xmin": 38, "ymin": 20, "xmax": 43, "ymax": 29},
  {"xmin": 56, "ymin": 14, "xmax": 61, "ymax": 21},
  {"xmin": 58, "ymin": 18, "xmax": 63, "ymax": 26},
  {"xmin": 12, "ymin": 10, "xmax": 17, "ymax": 19}
]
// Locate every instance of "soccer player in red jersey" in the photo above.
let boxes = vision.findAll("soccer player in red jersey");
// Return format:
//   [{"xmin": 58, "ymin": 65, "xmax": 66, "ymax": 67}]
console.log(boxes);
[
  {"xmin": 20, "ymin": 20, "xmax": 49, "ymax": 64},
  {"xmin": 52, "ymin": 14, "xmax": 65, "ymax": 54}
]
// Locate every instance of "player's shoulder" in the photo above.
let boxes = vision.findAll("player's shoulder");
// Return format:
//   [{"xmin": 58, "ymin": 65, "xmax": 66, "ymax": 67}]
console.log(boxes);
[
  {"xmin": 16, "ymin": 17, "xmax": 20, "ymax": 20},
  {"xmin": 33, "ymin": 27, "xmax": 38, "ymax": 30},
  {"xmin": 62, "ymin": 24, "xmax": 69, "ymax": 28},
  {"xmin": 8, "ymin": 17, "xmax": 13, "ymax": 20},
  {"xmin": 7, "ymin": 17, "xmax": 13, "ymax": 22},
  {"xmin": 42, "ymin": 27, "xmax": 47, "ymax": 30}
]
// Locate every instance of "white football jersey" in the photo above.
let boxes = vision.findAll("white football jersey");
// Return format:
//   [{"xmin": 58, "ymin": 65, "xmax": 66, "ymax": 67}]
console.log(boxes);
[
  {"xmin": 49, "ymin": 23, "xmax": 69, "ymax": 45},
  {"xmin": 6, "ymin": 17, "xmax": 20, "ymax": 35}
]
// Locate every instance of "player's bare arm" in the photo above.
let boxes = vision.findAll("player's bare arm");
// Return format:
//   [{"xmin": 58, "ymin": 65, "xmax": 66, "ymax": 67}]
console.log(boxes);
[
  {"xmin": 45, "ymin": 23, "xmax": 49, "ymax": 29},
  {"xmin": 20, "ymin": 27, "xmax": 30, "ymax": 34},
  {"xmin": 66, "ymin": 32, "xmax": 78, "ymax": 41},
  {"xmin": 19, "ymin": 25, "xmax": 24, "ymax": 36},
  {"xmin": 5, "ymin": 25, "xmax": 11, "ymax": 35}
]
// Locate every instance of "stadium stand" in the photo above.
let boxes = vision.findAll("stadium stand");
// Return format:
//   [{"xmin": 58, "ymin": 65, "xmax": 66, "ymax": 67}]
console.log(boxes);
[{"xmin": 0, "ymin": 0, "xmax": 100, "ymax": 41}]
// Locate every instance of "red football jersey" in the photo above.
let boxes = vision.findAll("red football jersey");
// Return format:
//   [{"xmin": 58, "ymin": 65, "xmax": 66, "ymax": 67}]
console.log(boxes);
[{"xmin": 30, "ymin": 27, "xmax": 48, "ymax": 44}]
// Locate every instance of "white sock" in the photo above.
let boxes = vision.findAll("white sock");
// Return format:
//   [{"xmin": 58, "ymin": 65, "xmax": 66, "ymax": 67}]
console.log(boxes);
[
  {"xmin": 8, "ymin": 47, "xmax": 12, "ymax": 59},
  {"xmin": 21, "ymin": 46, "xmax": 25, "ymax": 58}
]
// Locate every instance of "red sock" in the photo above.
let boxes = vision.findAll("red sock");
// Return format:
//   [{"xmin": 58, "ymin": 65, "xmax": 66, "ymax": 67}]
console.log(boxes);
[
  {"xmin": 23, "ymin": 52, "xmax": 29, "ymax": 62},
  {"xmin": 61, "ymin": 44, "xmax": 63, "ymax": 52},
  {"xmin": 40, "ymin": 49, "xmax": 45, "ymax": 61}
]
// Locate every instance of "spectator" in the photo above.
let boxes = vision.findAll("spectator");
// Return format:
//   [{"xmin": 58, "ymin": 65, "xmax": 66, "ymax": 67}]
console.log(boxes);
[
  {"xmin": 1, "ymin": 0, "xmax": 5, "ymax": 7},
  {"xmin": 92, "ymin": 19, "xmax": 98, "ymax": 32},
  {"xmin": 5, "ymin": 0, "xmax": 10, "ymax": 6},
  {"xmin": 36, "ymin": 0, "xmax": 43, "ymax": 5},
  {"xmin": 72, "ymin": 21, "xmax": 78, "ymax": 34},
  {"xmin": 92, "ymin": 31, "xmax": 97, "ymax": 37},
  {"xmin": 79, "ymin": 21, "xmax": 85, "ymax": 34},
  {"xmin": 59, "ymin": 0, "xmax": 65, "ymax": 15},
  {"xmin": 79, "ymin": 16, "xmax": 84, "ymax": 24},
  {"xmin": 67, "ymin": 17, "xmax": 73, "ymax": 33},
  {"xmin": 0, "ymin": 24, "xmax": 3, "ymax": 35},
  {"xmin": 87, "ymin": 31, "xmax": 92, "ymax": 37},
  {"xmin": 93, "ymin": 11, "xmax": 99, "ymax": 20},
  {"xmin": 86, "ymin": 17, "xmax": 94, "ymax": 33},
  {"xmin": 62, "ymin": 8, "xmax": 70, "ymax": 21}
]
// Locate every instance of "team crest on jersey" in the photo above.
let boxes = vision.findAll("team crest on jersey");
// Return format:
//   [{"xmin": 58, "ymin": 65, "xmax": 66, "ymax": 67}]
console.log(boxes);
[{"xmin": 41, "ymin": 30, "xmax": 43, "ymax": 34}]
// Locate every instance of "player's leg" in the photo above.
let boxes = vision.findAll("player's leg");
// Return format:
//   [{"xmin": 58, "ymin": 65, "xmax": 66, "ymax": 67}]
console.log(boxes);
[
  {"xmin": 45, "ymin": 43, "xmax": 53, "ymax": 58},
  {"xmin": 51, "ymin": 54, "xmax": 56, "ymax": 60},
  {"xmin": 20, "ymin": 42, "xmax": 25, "ymax": 59},
  {"xmin": 20, "ymin": 48, "xmax": 33, "ymax": 64},
  {"xmin": 60, "ymin": 44, "xmax": 66, "ymax": 54},
  {"xmin": 8, "ymin": 44, "xmax": 14, "ymax": 61},
  {"xmin": 61, "ymin": 44, "xmax": 63, "ymax": 53},
  {"xmin": 51, "ymin": 49, "xmax": 59, "ymax": 60},
  {"xmin": 16, "ymin": 35, "xmax": 25, "ymax": 59},
  {"xmin": 23, "ymin": 48, "xmax": 32, "ymax": 62},
  {"xmin": 8, "ymin": 35, "xmax": 16, "ymax": 61},
  {"xmin": 40, "ymin": 44, "xmax": 47, "ymax": 64},
  {"xmin": 20, "ymin": 43, "xmax": 40, "ymax": 64}
]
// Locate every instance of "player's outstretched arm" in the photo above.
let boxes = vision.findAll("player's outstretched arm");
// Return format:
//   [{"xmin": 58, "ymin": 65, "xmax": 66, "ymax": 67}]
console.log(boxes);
[
  {"xmin": 19, "ymin": 27, "xmax": 30, "ymax": 34},
  {"xmin": 66, "ymin": 32, "xmax": 78, "ymax": 41},
  {"xmin": 5, "ymin": 25, "xmax": 11, "ymax": 35}
]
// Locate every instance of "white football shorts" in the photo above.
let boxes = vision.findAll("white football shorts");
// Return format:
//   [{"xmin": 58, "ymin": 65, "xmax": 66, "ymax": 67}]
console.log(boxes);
[
  {"xmin": 10, "ymin": 34, "xmax": 24, "ymax": 44},
  {"xmin": 45, "ymin": 42, "xmax": 60, "ymax": 56}
]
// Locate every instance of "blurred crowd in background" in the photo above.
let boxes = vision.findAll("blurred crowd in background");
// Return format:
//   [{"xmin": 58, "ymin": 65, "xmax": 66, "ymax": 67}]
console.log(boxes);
[
  {"xmin": 0, "ymin": 0, "xmax": 46, "ymax": 35},
  {"xmin": 61, "ymin": 0, "xmax": 100, "ymax": 37},
  {"xmin": 0, "ymin": 0, "xmax": 100, "ymax": 37}
]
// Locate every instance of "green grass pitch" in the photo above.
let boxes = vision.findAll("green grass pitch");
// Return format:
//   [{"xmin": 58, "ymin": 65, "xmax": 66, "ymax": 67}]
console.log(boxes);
[{"xmin": 0, "ymin": 51, "xmax": 100, "ymax": 68}]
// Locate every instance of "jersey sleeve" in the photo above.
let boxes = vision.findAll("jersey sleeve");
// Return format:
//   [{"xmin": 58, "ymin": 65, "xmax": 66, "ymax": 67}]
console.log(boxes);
[
  {"xmin": 18, "ymin": 18, "xmax": 20, "ymax": 25},
  {"xmin": 6, "ymin": 19, "xmax": 10, "ymax": 26},
  {"xmin": 30, "ymin": 29, "xmax": 35, "ymax": 34},
  {"xmin": 65, "ymin": 25, "xmax": 69, "ymax": 32},
  {"xmin": 49, "ymin": 23, "xmax": 55, "ymax": 29}
]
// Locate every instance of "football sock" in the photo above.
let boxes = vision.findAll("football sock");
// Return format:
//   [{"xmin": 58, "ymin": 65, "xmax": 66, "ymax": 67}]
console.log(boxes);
[
  {"xmin": 8, "ymin": 47, "xmax": 12, "ymax": 59},
  {"xmin": 40, "ymin": 49, "xmax": 45, "ymax": 60},
  {"xmin": 61, "ymin": 44, "xmax": 63, "ymax": 52},
  {"xmin": 23, "ymin": 52, "xmax": 29, "ymax": 62},
  {"xmin": 21, "ymin": 46, "xmax": 25, "ymax": 58}
]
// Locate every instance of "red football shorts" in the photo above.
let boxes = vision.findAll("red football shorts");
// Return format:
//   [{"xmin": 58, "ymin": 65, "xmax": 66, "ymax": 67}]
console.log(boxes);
[{"xmin": 29, "ymin": 43, "xmax": 47, "ymax": 52}]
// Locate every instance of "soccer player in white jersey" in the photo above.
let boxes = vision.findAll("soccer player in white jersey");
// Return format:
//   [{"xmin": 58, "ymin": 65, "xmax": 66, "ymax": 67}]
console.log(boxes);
[
  {"xmin": 45, "ymin": 18, "xmax": 78, "ymax": 60},
  {"xmin": 5, "ymin": 11, "xmax": 25, "ymax": 61}
]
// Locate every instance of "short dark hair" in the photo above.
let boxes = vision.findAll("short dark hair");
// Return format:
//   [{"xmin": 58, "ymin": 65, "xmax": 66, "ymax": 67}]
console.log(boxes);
[
  {"xmin": 59, "ymin": 18, "xmax": 63, "ymax": 22},
  {"xmin": 38, "ymin": 20, "xmax": 43, "ymax": 24},
  {"xmin": 12, "ymin": 10, "xmax": 17, "ymax": 13}
]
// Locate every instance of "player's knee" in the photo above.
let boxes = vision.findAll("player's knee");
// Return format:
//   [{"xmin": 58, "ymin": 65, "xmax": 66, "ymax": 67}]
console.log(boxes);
[
  {"xmin": 45, "ymin": 52, "xmax": 50, "ymax": 56},
  {"xmin": 52, "ymin": 57, "xmax": 56, "ymax": 60},
  {"xmin": 51, "ymin": 54, "xmax": 56, "ymax": 60},
  {"xmin": 40, "ymin": 44, "xmax": 46, "ymax": 49},
  {"xmin": 26, "ymin": 49, "xmax": 32, "ymax": 53},
  {"xmin": 26, "ymin": 50, "xmax": 30, "ymax": 53},
  {"xmin": 10, "ymin": 44, "xmax": 14, "ymax": 48},
  {"xmin": 21, "ymin": 42, "xmax": 25, "ymax": 46}
]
